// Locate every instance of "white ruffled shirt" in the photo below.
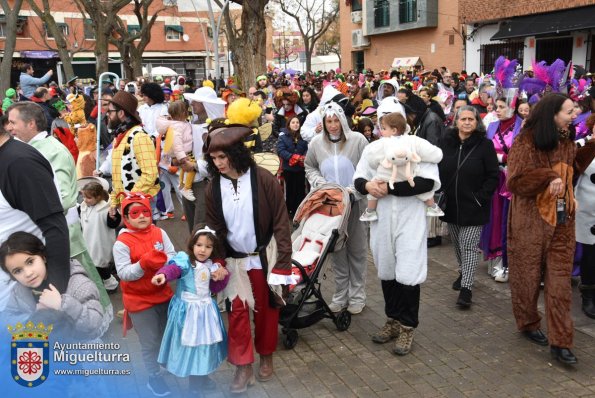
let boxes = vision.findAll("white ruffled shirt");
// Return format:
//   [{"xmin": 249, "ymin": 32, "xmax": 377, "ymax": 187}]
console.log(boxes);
[{"xmin": 220, "ymin": 170, "xmax": 297, "ymax": 285}]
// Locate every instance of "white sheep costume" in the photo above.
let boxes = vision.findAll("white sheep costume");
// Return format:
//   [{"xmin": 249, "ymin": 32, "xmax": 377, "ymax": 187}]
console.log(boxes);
[{"xmin": 353, "ymin": 98, "xmax": 442, "ymax": 286}]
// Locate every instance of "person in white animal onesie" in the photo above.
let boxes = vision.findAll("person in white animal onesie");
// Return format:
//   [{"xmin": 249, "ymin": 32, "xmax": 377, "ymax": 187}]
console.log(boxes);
[
  {"xmin": 359, "ymin": 111, "xmax": 444, "ymax": 222},
  {"xmin": 353, "ymin": 101, "xmax": 442, "ymax": 356}
]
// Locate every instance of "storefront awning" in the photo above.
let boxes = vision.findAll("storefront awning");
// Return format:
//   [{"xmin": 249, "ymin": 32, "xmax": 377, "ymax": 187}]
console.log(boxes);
[
  {"xmin": 391, "ymin": 57, "xmax": 423, "ymax": 69},
  {"xmin": 491, "ymin": 5, "xmax": 595, "ymax": 40},
  {"xmin": 165, "ymin": 25, "xmax": 183, "ymax": 34},
  {"xmin": 127, "ymin": 25, "xmax": 140, "ymax": 34}
]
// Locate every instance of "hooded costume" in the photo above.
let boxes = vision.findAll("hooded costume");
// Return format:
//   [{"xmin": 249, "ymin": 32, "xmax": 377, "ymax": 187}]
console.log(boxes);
[
  {"xmin": 301, "ymin": 86, "xmax": 347, "ymax": 143},
  {"xmin": 304, "ymin": 102, "xmax": 369, "ymax": 309},
  {"xmin": 376, "ymin": 79, "xmax": 400, "ymax": 102}
]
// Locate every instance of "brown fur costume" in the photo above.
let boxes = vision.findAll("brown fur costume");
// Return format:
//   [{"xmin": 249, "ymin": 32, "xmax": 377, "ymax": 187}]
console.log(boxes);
[
  {"xmin": 64, "ymin": 94, "xmax": 86, "ymax": 133},
  {"xmin": 75, "ymin": 123, "xmax": 97, "ymax": 178},
  {"xmin": 507, "ymin": 129, "xmax": 576, "ymax": 347}
]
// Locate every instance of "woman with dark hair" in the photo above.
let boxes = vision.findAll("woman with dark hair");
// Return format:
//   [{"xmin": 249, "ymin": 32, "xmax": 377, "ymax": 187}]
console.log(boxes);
[
  {"xmin": 277, "ymin": 115, "xmax": 308, "ymax": 217},
  {"xmin": 480, "ymin": 95, "xmax": 524, "ymax": 282},
  {"xmin": 507, "ymin": 93, "xmax": 579, "ymax": 364},
  {"xmin": 203, "ymin": 121, "xmax": 293, "ymax": 393},
  {"xmin": 439, "ymin": 105, "xmax": 499, "ymax": 308},
  {"xmin": 138, "ymin": 82, "xmax": 168, "ymax": 137},
  {"xmin": 357, "ymin": 117, "xmax": 376, "ymax": 142},
  {"xmin": 299, "ymin": 87, "xmax": 319, "ymax": 113}
]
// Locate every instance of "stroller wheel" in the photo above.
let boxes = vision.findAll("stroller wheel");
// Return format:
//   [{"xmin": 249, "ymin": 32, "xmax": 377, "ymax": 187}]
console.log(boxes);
[
  {"xmin": 335, "ymin": 310, "xmax": 351, "ymax": 331},
  {"xmin": 283, "ymin": 329, "xmax": 299, "ymax": 349}
]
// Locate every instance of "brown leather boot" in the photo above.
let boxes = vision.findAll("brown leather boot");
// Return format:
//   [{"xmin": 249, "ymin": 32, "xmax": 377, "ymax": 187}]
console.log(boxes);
[
  {"xmin": 229, "ymin": 364, "xmax": 255, "ymax": 394},
  {"xmin": 256, "ymin": 354, "xmax": 273, "ymax": 382}
]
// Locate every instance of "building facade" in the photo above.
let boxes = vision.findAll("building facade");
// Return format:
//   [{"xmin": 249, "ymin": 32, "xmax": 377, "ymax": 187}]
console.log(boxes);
[
  {"xmin": 0, "ymin": 1, "xmax": 236, "ymax": 86},
  {"xmin": 459, "ymin": 0, "xmax": 595, "ymax": 74},
  {"xmin": 340, "ymin": 0, "xmax": 463, "ymax": 73}
]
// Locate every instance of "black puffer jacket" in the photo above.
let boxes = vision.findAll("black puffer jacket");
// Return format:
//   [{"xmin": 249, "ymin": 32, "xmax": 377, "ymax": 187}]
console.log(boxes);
[
  {"xmin": 438, "ymin": 128, "xmax": 499, "ymax": 226},
  {"xmin": 416, "ymin": 109, "xmax": 444, "ymax": 146}
]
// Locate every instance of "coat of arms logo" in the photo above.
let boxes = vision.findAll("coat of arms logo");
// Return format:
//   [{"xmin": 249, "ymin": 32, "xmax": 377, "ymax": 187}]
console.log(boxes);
[{"xmin": 8, "ymin": 321, "xmax": 53, "ymax": 387}]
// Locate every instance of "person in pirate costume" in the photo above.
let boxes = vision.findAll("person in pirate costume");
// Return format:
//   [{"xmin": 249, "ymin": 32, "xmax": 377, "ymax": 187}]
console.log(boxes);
[{"xmin": 204, "ymin": 119, "xmax": 294, "ymax": 393}]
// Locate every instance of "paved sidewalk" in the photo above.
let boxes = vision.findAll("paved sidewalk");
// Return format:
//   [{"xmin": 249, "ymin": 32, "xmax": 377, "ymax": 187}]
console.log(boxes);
[{"xmin": 106, "ymin": 216, "xmax": 595, "ymax": 397}]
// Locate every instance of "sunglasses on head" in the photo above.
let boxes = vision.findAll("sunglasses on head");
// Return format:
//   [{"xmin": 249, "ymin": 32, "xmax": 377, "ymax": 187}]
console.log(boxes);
[{"xmin": 127, "ymin": 207, "xmax": 151, "ymax": 219}]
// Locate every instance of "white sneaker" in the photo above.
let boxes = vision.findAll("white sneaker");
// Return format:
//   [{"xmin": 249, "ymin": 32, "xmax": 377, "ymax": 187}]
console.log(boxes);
[
  {"xmin": 180, "ymin": 188, "xmax": 196, "ymax": 202},
  {"xmin": 328, "ymin": 302, "xmax": 345, "ymax": 313},
  {"xmin": 426, "ymin": 203, "xmax": 445, "ymax": 217},
  {"xmin": 494, "ymin": 268, "xmax": 509, "ymax": 283},
  {"xmin": 491, "ymin": 258, "xmax": 504, "ymax": 277},
  {"xmin": 103, "ymin": 274, "xmax": 119, "ymax": 291},
  {"xmin": 359, "ymin": 209, "xmax": 378, "ymax": 222},
  {"xmin": 347, "ymin": 303, "xmax": 365, "ymax": 314}
]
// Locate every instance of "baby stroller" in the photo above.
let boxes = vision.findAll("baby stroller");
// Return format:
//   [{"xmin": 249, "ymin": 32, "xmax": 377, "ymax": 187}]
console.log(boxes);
[{"xmin": 279, "ymin": 183, "xmax": 353, "ymax": 349}]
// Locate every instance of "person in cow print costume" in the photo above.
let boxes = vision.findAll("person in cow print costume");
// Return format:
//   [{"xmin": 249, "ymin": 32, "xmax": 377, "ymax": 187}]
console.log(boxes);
[{"xmin": 101, "ymin": 91, "xmax": 159, "ymax": 218}]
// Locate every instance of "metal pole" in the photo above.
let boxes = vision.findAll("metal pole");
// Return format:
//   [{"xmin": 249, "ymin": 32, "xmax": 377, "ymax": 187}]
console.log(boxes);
[
  {"xmin": 96, "ymin": 72, "xmax": 120, "ymax": 170},
  {"xmin": 208, "ymin": 0, "xmax": 231, "ymax": 91}
]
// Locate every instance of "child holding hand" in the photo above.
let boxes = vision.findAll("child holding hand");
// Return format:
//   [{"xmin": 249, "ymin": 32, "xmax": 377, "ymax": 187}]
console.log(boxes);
[
  {"xmin": 152, "ymin": 224, "xmax": 229, "ymax": 395},
  {"xmin": 112, "ymin": 192, "xmax": 176, "ymax": 397}
]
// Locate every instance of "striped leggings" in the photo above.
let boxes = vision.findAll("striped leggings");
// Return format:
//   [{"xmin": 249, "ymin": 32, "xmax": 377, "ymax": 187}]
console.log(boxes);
[{"xmin": 448, "ymin": 224, "xmax": 483, "ymax": 289}]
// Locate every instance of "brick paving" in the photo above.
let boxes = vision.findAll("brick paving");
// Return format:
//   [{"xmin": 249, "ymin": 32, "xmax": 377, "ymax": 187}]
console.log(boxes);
[{"xmin": 105, "ymin": 214, "xmax": 595, "ymax": 397}]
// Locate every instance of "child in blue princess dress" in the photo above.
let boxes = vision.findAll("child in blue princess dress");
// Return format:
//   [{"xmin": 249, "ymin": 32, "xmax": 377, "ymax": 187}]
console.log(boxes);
[{"xmin": 152, "ymin": 224, "xmax": 230, "ymax": 394}]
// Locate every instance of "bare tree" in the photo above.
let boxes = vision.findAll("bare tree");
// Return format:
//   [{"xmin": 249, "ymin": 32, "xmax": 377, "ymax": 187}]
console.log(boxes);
[
  {"xmin": 111, "ymin": 0, "xmax": 166, "ymax": 80},
  {"xmin": 0, "ymin": 0, "xmax": 24, "ymax": 99},
  {"xmin": 213, "ymin": 0, "xmax": 270, "ymax": 90},
  {"xmin": 27, "ymin": 0, "xmax": 89, "ymax": 81},
  {"xmin": 316, "ymin": 17, "xmax": 341, "ymax": 64},
  {"xmin": 272, "ymin": 33, "xmax": 299, "ymax": 69},
  {"xmin": 72, "ymin": 0, "xmax": 130, "ymax": 79},
  {"xmin": 276, "ymin": 0, "xmax": 339, "ymax": 72}
]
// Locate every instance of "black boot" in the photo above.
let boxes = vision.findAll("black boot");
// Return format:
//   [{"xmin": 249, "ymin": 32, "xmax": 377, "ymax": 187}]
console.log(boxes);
[
  {"xmin": 427, "ymin": 236, "xmax": 442, "ymax": 248},
  {"xmin": 580, "ymin": 285, "xmax": 595, "ymax": 319},
  {"xmin": 550, "ymin": 346, "xmax": 578, "ymax": 365},
  {"xmin": 452, "ymin": 273, "xmax": 462, "ymax": 291},
  {"xmin": 456, "ymin": 287, "xmax": 472, "ymax": 308}
]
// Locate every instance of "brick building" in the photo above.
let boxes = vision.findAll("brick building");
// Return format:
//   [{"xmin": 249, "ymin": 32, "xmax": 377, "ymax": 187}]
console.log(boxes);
[
  {"xmin": 339, "ymin": 0, "xmax": 463, "ymax": 74},
  {"xmin": 459, "ymin": 0, "xmax": 595, "ymax": 74},
  {"xmin": 0, "ymin": 1, "xmax": 238, "ymax": 86}
]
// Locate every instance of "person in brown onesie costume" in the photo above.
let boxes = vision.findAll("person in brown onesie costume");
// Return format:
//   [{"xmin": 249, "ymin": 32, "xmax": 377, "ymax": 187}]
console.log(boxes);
[{"xmin": 507, "ymin": 93, "xmax": 579, "ymax": 365}]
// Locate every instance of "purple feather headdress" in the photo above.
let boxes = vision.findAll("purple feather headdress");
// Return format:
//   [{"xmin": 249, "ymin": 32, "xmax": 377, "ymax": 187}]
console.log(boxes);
[
  {"xmin": 519, "ymin": 58, "xmax": 570, "ymax": 103},
  {"xmin": 494, "ymin": 56, "xmax": 519, "ymax": 89}
]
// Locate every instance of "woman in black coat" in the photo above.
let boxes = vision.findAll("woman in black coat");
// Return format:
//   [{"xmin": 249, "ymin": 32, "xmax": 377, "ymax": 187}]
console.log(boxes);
[
  {"xmin": 438, "ymin": 105, "xmax": 499, "ymax": 308},
  {"xmin": 277, "ymin": 115, "xmax": 308, "ymax": 217}
]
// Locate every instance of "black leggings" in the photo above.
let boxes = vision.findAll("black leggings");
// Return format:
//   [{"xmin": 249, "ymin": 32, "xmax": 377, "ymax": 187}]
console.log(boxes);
[
  {"xmin": 581, "ymin": 243, "xmax": 595, "ymax": 285},
  {"xmin": 381, "ymin": 280, "xmax": 420, "ymax": 328},
  {"xmin": 282, "ymin": 169, "xmax": 306, "ymax": 216}
]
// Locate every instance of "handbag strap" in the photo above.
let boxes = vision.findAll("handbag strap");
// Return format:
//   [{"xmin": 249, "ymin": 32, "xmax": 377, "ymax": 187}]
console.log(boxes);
[{"xmin": 441, "ymin": 142, "xmax": 479, "ymax": 192}]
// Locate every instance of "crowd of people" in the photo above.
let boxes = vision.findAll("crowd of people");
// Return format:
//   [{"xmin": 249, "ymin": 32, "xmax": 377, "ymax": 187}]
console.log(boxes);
[{"xmin": 0, "ymin": 55, "xmax": 594, "ymax": 396}]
